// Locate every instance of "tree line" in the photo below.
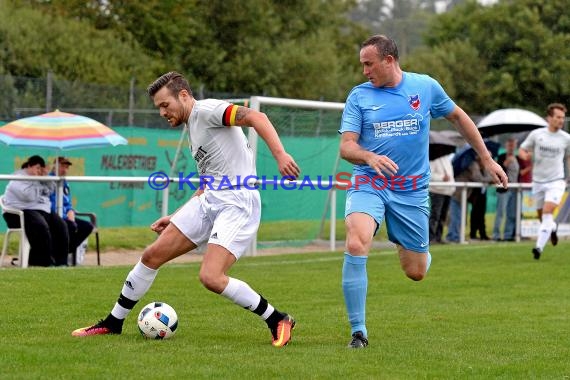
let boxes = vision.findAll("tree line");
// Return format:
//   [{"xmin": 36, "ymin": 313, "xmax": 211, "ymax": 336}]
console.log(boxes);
[{"xmin": 1, "ymin": 0, "xmax": 567, "ymax": 114}]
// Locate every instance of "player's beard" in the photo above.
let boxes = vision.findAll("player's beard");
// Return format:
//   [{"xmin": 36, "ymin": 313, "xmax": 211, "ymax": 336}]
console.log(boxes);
[
  {"xmin": 172, "ymin": 99, "xmax": 189, "ymax": 127},
  {"xmin": 172, "ymin": 117, "xmax": 184, "ymax": 127},
  {"xmin": 165, "ymin": 116, "xmax": 180, "ymax": 127}
]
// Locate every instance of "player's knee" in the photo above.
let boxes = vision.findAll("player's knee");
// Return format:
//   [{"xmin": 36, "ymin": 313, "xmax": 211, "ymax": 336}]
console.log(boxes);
[
  {"xmin": 346, "ymin": 237, "xmax": 369, "ymax": 255},
  {"xmin": 141, "ymin": 246, "xmax": 163, "ymax": 270},
  {"xmin": 405, "ymin": 269, "xmax": 425, "ymax": 281},
  {"xmin": 402, "ymin": 261, "xmax": 427, "ymax": 281},
  {"xmin": 140, "ymin": 249, "xmax": 157, "ymax": 268},
  {"xmin": 198, "ymin": 269, "xmax": 225, "ymax": 293}
]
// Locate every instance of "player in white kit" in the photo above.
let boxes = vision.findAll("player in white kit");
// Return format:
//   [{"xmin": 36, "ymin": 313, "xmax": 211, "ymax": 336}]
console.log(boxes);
[
  {"xmin": 519, "ymin": 103, "xmax": 570, "ymax": 259},
  {"xmin": 72, "ymin": 72, "xmax": 300, "ymax": 347}
]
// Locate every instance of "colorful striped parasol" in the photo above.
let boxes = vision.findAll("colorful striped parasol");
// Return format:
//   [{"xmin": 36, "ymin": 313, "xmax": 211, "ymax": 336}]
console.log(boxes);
[
  {"xmin": 0, "ymin": 110, "xmax": 128, "ymax": 150},
  {"xmin": 0, "ymin": 110, "xmax": 128, "ymax": 217}
]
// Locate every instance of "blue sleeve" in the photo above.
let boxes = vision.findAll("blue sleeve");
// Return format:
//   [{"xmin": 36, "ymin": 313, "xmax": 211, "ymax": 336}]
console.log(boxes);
[
  {"xmin": 62, "ymin": 182, "xmax": 73, "ymax": 217},
  {"xmin": 429, "ymin": 78, "xmax": 455, "ymax": 119},
  {"xmin": 49, "ymin": 192, "xmax": 56, "ymax": 214},
  {"xmin": 339, "ymin": 88, "xmax": 362, "ymax": 134},
  {"xmin": 62, "ymin": 197, "xmax": 73, "ymax": 216},
  {"xmin": 51, "ymin": 182, "xmax": 73, "ymax": 219}
]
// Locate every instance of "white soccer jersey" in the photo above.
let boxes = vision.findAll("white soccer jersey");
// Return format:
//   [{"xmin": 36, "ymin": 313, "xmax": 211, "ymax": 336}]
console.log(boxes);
[
  {"xmin": 520, "ymin": 127, "xmax": 570, "ymax": 183},
  {"xmin": 186, "ymin": 99, "xmax": 255, "ymax": 187}
]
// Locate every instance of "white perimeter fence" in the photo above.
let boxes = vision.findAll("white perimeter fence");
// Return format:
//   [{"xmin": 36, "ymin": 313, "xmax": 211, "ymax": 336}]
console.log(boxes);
[{"xmin": 0, "ymin": 174, "xmax": 542, "ymax": 256}]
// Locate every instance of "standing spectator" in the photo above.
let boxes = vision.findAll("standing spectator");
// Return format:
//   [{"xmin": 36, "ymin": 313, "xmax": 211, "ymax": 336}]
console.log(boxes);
[
  {"xmin": 446, "ymin": 155, "xmax": 491, "ymax": 242},
  {"xmin": 493, "ymin": 138, "xmax": 521, "ymax": 241},
  {"xmin": 429, "ymin": 154, "xmax": 455, "ymax": 244},
  {"xmin": 49, "ymin": 157, "xmax": 94, "ymax": 258},
  {"xmin": 2, "ymin": 155, "xmax": 69, "ymax": 266},
  {"xmin": 517, "ymin": 135, "xmax": 533, "ymax": 239},
  {"xmin": 445, "ymin": 188, "xmax": 462, "ymax": 243},
  {"xmin": 519, "ymin": 103, "xmax": 570, "ymax": 260},
  {"xmin": 469, "ymin": 156, "xmax": 493, "ymax": 240},
  {"xmin": 518, "ymin": 155, "xmax": 532, "ymax": 183}
]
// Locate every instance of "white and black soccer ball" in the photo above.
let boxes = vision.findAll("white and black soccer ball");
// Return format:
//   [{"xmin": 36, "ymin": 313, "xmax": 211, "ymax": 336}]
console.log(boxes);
[{"xmin": 137, "ymin": 301, "xmax": 178, "ymax": 339}]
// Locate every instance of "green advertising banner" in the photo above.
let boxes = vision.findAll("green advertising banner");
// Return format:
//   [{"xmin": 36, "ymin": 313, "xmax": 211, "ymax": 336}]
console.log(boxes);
[
  {"xmin": 1, "ymin": 127, "xmax": 193, "ymax": 229},
  {"xmin": 0, "ymin": 126, "xmax": 349, "ymax": 231}
]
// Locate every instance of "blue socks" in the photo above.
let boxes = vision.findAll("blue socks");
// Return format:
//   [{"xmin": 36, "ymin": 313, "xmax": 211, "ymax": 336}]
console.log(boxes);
[
  {"xmin": 342, "ymin": 251, "xmax": 430, "ymax": 338},
  {"xmin": 342, "ymin": 253, "xmax": 368, "ymax": 337}
]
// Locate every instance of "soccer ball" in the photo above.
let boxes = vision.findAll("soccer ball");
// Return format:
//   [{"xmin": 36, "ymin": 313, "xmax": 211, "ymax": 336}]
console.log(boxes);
[{"xmin": 137, "ymin": 301, "xmax": 178, "ymax": 339}]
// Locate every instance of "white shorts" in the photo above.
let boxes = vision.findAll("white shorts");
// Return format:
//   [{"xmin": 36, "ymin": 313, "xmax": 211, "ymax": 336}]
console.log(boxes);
[
  {"xmin": 532, "ymin": 180, "xmax": 566, "ymax": 209},
  {"xmin": 170, "ymin": 190, "xmax": 261, "ymax": 259}
]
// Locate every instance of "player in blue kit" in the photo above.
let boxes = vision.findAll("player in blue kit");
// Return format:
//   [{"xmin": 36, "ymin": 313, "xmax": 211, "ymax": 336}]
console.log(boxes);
[{"xmin": 339, "ymin": 35, "xmax": 508, "ymax": 348}]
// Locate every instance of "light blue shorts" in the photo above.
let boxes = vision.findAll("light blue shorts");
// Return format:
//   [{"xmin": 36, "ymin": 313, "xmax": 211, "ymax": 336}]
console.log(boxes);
[{"xmin": 345, "ymin": 179, "xmax": 430, "ymax": 253}]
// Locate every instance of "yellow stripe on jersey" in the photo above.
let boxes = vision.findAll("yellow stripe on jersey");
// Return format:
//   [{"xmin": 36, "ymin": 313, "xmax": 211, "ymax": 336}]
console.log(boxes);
[
  {"xmin": 229, "ymin": 104, "xmax": 238, "ymax": 125},
  {"xmin": 222, "ymin": 104, "xmax": 239, "ymax": 126}
]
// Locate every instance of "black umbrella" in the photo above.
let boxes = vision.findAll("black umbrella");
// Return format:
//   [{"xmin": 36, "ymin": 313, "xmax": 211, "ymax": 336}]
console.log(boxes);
[
  {"xmin": 429, "ymin": 130, "xmax": 461, "ymax": 161},
  {"xmin": 451, "ymin": 140, "xmax": 501, "ymax": 177},
  {"xmin": 477, "ymin": 108, "xmax": 547, "ymax": 138}
]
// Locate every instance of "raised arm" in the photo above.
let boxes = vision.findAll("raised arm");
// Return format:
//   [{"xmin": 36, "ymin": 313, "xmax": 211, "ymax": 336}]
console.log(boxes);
[{"xmin": 445, "ymin": 106, "xmax": 508, "ymax": 188}]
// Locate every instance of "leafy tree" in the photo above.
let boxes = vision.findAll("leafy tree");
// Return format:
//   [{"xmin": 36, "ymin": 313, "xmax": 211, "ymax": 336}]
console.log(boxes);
[
  {"xmin": 0, "ymin": 1, "xmax": 166, "ymax": 118},
  {"xmin": 0, "ymin": 74, "xmax": 20, "ymax": 119},
  {"xmin": 0, "ymin": 1, "xmax": 159, "ymax": 85},
  {"xmin": 349, "ymin": 0, "xmax": 391, "ymax": 30},
  {"xmin": 196, "ymin": 0, "xmax": 366, "ymax": 100},
  {"xmin": 405, "ymin": 0, "xmax": 570, "ymax": 113},
  {"xmin": 380, "ymin": 2, "xmax": 434, "ymax": 58},
  {"xmin": 10, "ymin": 0, "xmax": 366, "ymax": 101},
  {"xmin": 348, "ymin": 0, "xmax": 438, "ymax": 58},
  {"xmin": 402, "ymin": 40, "xmax": 488, "ymax": 115}
]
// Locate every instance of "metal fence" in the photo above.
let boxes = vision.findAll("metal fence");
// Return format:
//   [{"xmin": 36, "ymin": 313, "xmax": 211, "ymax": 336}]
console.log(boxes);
[
  {"xmin": 0, "ymin": 73, "xmax": 252, "ymax": 128},
  {"xmin": 3, "ymin": 73, "xmax": 568, "ymax": 135},
  {"xmin": 0, "ymin": 174, "xmax": 541, "ymax": 255}
]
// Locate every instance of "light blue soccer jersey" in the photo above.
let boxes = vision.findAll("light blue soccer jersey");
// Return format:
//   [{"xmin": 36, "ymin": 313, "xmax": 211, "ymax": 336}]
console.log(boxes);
[{"xmin": 339, "ymin": 72, "xmax": 456, "ymax": 191}]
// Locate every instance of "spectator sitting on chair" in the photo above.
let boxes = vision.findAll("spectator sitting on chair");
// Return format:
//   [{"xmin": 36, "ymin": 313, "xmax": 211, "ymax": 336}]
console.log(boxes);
[
  {"xmin": 2, "ymin": 155, "xmax": 69, "ymax": 266},
  {"xmin": 49, "ymin": 157, "xmax": 94, "ymax": 260}
]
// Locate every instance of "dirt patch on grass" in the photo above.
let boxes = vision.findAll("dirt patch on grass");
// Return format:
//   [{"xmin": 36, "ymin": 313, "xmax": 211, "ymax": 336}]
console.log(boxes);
[
  {"xmin": 79, "ymin": 242, "xmax": 348, "ymax": 267},
  {"xmin": 1, "ymin": 241, "xmax": 352, "ymax": 268}
]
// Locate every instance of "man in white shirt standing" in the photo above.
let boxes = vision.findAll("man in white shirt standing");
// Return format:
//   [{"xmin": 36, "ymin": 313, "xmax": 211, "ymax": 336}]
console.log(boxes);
[
  {"xmin": 429, "ymin": 154, "xmax": 455, "ymax": 244},
  {"xmin": 519, "ymin": 103, "xmax": 570, "ymax": 259}
]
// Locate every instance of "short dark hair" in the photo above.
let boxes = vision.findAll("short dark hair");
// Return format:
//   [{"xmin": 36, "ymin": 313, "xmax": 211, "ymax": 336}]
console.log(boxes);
[
  {"xmin": 546, "ymin": 103, "xmax": 567, "ymax": 116},
  {"xmin": 25, "ymin": 155, "xmax": 46, "ymax": 168},
  {"xmin": 147, "ymin": 71, "xmax": 193, "ymax": 98},
  {"xmin": 361, "ymin": 35, "xmax": 399, "ymax": 61}
]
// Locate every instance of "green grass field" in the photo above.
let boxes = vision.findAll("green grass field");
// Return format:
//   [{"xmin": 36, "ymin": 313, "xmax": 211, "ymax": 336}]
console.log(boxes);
[
  {"xmin": 0, "ymin": 219, "xmax": 351, "ymax": 253},
  {"xmin": 0, "ymin": 214, "xmax": 508, "ymax": 254},
  {"xmin": 2, "ymin": 241, "xmax": 569, "ymax": 379}
]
